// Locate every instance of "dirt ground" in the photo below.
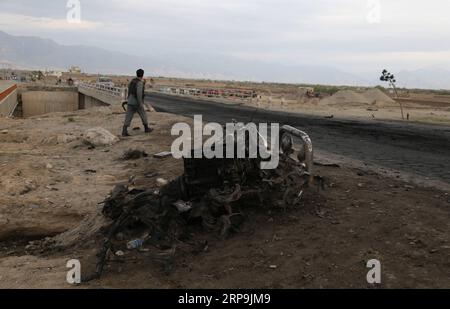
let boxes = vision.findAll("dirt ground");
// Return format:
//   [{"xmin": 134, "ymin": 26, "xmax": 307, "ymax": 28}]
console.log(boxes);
[
  {"xmin": 0, "ymin": 106, "xmax": 449, "ymax": 288},
  {"xmin": 258, "ymin": 99, "xmax": 450, "ymax": 126},
  {"xmin": 158, "ymin": 91, "xmax": 450, "ymax": 126},
  {"xmin": 147, "ymin": 78, "xmax": 450, "ymax": 125}
]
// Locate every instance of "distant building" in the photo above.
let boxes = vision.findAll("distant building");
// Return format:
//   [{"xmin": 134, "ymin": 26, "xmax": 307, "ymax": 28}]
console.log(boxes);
[
  {"xmin": 0, "ymin": 70, "xmax": 8, "ymax": 80},
  {"xmin": 69, "ymin": 66, "xmax": 82, "ymax": 74},
  {"xmin": 45, "ymin": 70, "xmax": 63, "ymax": 78},
  {"xmin": 0, "ymin": 70, "xmax": 13, "ymax": 80},
  {"xmin": 96, "ymin": 76, "xmax": 115, "ymax": 88}
]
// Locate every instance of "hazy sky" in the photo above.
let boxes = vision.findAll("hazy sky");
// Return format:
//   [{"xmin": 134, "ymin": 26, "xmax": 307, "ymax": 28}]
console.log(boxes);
[{"xmin": 1, "ymin": 0, "xmax": 450, "ymax": 75}]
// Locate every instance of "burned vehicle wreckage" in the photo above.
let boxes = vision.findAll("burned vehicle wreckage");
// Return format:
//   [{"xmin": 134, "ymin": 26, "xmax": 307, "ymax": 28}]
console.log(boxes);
[{"xmin": 84, "ymin": 124, "xmax": 315, "ymax": 282}]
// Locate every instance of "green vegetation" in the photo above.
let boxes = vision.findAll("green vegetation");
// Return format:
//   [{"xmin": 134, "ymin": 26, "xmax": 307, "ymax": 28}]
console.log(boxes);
[
  {"xmin": 310, "ymin": 85, "xmax": 341, "ymax": 95},
  {"xmin": 431, "ymin": 89, "xmax": 450, "ymax": 96}
]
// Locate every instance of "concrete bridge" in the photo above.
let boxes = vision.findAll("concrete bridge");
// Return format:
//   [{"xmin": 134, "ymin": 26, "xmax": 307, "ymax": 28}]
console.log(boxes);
[
  {"xmin": 0, "ymin": 82, "xmax": 127, "ymax": 118},
  {"xmin": 78, "ymin": 82, "xmax": 127, "ymax": 108}
]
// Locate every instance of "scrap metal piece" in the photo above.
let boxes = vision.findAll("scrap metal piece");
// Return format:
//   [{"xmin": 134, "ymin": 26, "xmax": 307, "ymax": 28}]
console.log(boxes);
[
  {"xmin": 173, "ymin": 200, "xmax": 193, "ymax": 213},
  {"xmin": 280, "ymin": 125, "xmax": 314, "ymax": 184}
]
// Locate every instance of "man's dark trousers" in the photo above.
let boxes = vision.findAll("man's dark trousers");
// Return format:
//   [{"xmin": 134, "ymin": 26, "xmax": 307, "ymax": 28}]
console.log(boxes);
[{"xmin": 124, "ymin": 103, "xmax": 148, "ymax": 127}]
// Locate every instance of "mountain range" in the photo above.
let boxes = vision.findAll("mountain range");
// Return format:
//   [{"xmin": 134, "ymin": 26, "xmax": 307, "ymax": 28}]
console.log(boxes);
[{"xmin": 1, "ymin": 30, "xmax": 450, "ymax": 89}]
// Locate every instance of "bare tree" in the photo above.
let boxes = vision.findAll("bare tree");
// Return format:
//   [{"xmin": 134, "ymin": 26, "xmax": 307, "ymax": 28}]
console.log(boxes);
[{"xmin": 380, "ymin": 69, "xmax": 405, "ymax": 120}]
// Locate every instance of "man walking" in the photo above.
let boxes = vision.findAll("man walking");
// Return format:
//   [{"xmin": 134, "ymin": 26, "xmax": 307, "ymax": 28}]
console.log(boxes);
[{"xmin": 122, "ymin": 69, "xmax": 153, "ymax": 137}]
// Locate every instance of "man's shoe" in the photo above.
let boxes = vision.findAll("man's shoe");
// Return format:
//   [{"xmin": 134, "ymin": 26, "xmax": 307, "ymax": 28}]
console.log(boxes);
[
  {"xmin": 144, "ymin": 125, "xmax": 153, "ymax": 133},
  {"xmin": 122, "ymin": 126, "xmax": 130, "ymax": 137}
]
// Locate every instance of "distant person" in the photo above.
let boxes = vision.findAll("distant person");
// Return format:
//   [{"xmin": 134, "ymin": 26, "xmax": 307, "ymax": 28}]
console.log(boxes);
[{"xmin": 122, "ymin": 69, "xmax": 153, "ymax": 137}]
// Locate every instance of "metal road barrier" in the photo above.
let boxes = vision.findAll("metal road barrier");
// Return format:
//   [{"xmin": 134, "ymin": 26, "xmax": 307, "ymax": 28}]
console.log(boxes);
[{"xmin": 0, "ymin": 83, "xmax": 18, "ymax": 117}]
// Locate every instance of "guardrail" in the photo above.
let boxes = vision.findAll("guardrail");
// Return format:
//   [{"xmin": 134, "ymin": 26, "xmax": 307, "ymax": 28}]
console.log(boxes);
[
  {"xmin": 0, "ymin": 83, "xmax": 17, "ymax": 102},
  {"xmin": 78, "ymin": 82, "xmax": 127, "ymax": 104},
  {"xmin": 0, "ymin": 83, "xmax": 18, "ymax": 117},
  {"xmin": 158, "ymin": 86, "xmax": 257, "ymax": 102}
]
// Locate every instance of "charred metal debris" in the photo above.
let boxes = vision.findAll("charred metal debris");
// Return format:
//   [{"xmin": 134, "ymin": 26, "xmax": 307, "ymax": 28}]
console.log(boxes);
[{"xmin": 83, "ymin": 125, "xmax": 316, "ymax": 282}]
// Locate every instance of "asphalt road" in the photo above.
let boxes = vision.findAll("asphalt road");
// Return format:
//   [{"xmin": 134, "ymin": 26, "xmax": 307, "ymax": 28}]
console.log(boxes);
[{"xmin": 147, "ymin": 93, "xmax": 450, "ymax": 185}]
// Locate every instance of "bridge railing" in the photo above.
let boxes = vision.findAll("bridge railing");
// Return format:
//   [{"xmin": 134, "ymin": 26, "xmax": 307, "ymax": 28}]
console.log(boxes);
[
  {"xmin": 78, "ymin": 82, "xmax": 128, "ymax": 104},
  {"xmin": 0, "ymin": 83, "xmax": 18, "ymax": 117}
]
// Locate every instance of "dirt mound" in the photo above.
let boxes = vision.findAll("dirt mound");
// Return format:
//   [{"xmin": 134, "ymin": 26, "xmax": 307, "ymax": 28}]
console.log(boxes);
[
  {"xmin": 319, "ymin": 90, "xmax": 371, "ymax": 106},
  {"xmin": 319, "ymin": 89, "xmax": 398, "ymax": 108},
  {"xmin": 363, "ymin": 88, "xmax": 396, "ymax": 107}
]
